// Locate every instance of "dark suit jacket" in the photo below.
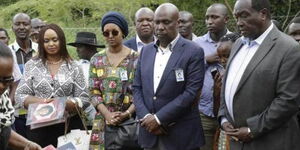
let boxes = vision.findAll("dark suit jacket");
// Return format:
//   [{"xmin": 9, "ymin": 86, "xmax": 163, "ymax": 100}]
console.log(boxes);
[
  {"xmin": 124, "ymin": 37, "xmax": 137, "ymax": 51},
  {"xmin": 133, "ymin": 36, "xmax": 205, "ymax": 150},
  {"xmin": 218, "ymin": 27, "xmax": 300, "ymax": 150}
]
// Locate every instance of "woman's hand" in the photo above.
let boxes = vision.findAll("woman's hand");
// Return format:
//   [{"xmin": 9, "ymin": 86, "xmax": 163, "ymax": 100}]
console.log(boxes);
[{"xmin": 24, "ymin": 141, "xmax": 42, "ymax": 150}]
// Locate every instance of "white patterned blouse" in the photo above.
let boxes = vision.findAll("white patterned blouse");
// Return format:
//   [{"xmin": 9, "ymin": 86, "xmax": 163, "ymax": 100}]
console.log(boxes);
[{"xmin": 15, "ymin": 58, "xmax": 91, "ymax": 110}]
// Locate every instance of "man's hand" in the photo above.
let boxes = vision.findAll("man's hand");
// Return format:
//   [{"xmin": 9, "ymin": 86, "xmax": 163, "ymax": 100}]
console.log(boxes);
[
  {"xmin": 141, "ymin": 114, "xmax": 160, "ymax": 133},
  {"xmin": 226, "ymin": 127, "xmax": 253, "ymax": 142},
  {"xmin": 222, "ymin": 122, "xmax": 237, "ymax": 132},
  {"xmin": 24, "ymin": 141, "xmax": 42, "ymax": 150}
]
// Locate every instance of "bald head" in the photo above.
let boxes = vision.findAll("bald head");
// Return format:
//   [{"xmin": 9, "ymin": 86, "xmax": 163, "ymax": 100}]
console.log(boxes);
[
  {"xmin": 154, "ymin": 3, "xmax": 179, "ymax": 47},
  {"xmin": 12, "ymin": 13, "xmax": 31, "ymax": 40},
  {"xmin": 134, "ymin": 7, "xmax": 155, "ymax": 42},
  {"xmin": 155, "ymin": 3, "xmax": 179, "ymax": 20},
  {"xmin": 13, "ymin": 13, "xmax": 30, "ymax": 23},
  {"xmin": 205, "ymin": 3, "xmax": 229, "ymax": 35},
  {"xmin": 208, "ymin": 3, "xmax": 228, "ymax": 17},
  {"xmin": 135, "ymin": 7, "xmax": 154, "ymax": 22},
  {"xmin": 179, "ymin": 11, "xmax": 194, "ymax": 40}
]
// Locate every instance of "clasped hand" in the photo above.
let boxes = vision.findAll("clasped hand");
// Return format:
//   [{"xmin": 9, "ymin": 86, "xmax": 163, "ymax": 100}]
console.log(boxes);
[
  {"xmin": 141, "ymin": 114, "xmax": 163, "ymax": 135},
  {"xmin": 105, "ymin": 111, "xmax": 128, "ymax": 125},
  {"xmin": 222, "ymin": 122, "xmax": 253, "ymax": 143}
]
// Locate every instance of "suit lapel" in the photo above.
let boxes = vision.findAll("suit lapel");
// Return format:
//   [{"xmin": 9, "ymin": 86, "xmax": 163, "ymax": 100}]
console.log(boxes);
[
  {"xmin": 235, "ymin": 28, "xmax": 278, "ymax": 94},
  {"xmin": 145, "ymin": 45, "xmax": 157, "ymax": 95},
  {"xmin": 155, "ymin": 37, "xmax": 185, "ymax": 93}
]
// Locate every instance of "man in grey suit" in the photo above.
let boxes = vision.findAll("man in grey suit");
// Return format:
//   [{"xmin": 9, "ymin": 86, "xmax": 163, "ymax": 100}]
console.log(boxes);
[{"xmin": 218, "ymin": 0, "xmax": 300, "ymax": 150}]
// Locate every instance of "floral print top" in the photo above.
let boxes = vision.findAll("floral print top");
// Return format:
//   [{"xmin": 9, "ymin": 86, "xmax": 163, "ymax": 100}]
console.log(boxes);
[{"xmin": 89, "ymin": 49, "xmax": 138, "ymax": 112}]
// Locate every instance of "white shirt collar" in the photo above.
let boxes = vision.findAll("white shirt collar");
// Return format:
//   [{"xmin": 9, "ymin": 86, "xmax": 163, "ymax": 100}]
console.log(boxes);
[
  {"xmin": 241, "ymin": 23, "xmax": 274, "ymax": 46},
  {"xmin": 155, "ymin": 33, "xmax": 180, "ymax": 51},
  {"xmin": 10, "ymin": 40, "xmax": 38, "ymax": 52}
]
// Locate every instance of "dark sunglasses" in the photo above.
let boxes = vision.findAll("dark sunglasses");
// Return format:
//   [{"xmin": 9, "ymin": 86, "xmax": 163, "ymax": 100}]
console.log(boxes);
[
  {"xmin": 103, "ymin": 30, "xmax": 119, "ymax": 37},
  {"xmin": 0, "ymin": 76, "xmax": 14, "ymax": 84}
]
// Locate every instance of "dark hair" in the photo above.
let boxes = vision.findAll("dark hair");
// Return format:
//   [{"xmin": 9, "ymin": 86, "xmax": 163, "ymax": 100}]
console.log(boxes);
[
  {"xmin": 37, "ymin": 24, "xmax": 72, "ymax": 64},
  {"xmin": 0, "ymin": 28, "xmax": 9, "ymax": 38},
  {"xmin": 290, "ymin": 17, "xmax": 300, "ymax": 24},
  {"xmin": 251, "ymin": 0, "xmax": 271, "ymax": 19},
  {"xmin": 220, "ymin": 33, "xmax": 240, "ymax": 43},
  {"xmin": 0, "ymin": 42, "xmax": 13, "ymax": 59}
]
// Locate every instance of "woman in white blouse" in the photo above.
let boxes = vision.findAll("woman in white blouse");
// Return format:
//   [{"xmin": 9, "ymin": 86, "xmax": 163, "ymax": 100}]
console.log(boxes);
[{"xmin": 15, "ymin": 24, "xmax": 91, "ymax": 147}]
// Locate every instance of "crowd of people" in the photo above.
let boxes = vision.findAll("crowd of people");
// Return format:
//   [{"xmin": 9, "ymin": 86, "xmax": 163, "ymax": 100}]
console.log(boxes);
[{"xmin": 0, "ymin": 0, "xmax": 300, "ymax": 150}]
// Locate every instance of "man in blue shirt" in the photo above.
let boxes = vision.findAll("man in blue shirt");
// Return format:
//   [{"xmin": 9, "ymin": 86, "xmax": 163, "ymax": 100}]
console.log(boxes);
[{"xmin": 194, "ymin": 3, "xmax": 229, "ymax": 150}]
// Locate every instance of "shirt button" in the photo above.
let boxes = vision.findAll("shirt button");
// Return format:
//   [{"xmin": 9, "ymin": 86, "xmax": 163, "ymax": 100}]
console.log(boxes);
[{"xmin": 153, "ymin": 96, "xmax": 157, "ymax": 100}]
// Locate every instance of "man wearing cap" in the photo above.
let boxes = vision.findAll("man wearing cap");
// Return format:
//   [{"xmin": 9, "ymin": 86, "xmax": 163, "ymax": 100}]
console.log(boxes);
[{"xmin": 68, "ymin": 32, "xmax": 105, "ymax": 85}]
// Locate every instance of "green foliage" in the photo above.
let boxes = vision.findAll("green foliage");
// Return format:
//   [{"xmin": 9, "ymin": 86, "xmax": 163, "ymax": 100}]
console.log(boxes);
[{"xmin": 1, "ymin": 0, "xmax": 299, "ymax": 58}]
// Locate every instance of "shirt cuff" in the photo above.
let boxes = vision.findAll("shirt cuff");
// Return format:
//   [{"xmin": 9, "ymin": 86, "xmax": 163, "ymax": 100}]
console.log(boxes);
[
  {"xmin": 154, "ymin": 114, "xmax": 161, "ymax": 125},
  {"xmin": 143, "ymin": 113, "xmax": 151, "ymax": 119},
  {"xmin": 221, "ymin": 117, "xmax": 229, "ymax": 126}
]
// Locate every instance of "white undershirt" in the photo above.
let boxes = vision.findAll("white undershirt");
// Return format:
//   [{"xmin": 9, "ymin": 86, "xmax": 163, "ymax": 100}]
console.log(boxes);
[{"xmin": 153, "ymin": 46, "xmax": 172, "ymax": 93}]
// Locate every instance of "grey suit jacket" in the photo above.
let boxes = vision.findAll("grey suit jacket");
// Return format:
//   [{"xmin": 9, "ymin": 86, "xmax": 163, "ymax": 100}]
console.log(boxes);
[{"xmin": 218, "ymin": 27, "xmax": 300, "ymax": 150}]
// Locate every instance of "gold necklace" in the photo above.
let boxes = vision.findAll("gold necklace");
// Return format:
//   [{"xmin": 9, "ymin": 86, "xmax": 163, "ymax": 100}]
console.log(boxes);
[{"xmin": 46, "ymin": 58, "xmax": 63, "ymax": 65}]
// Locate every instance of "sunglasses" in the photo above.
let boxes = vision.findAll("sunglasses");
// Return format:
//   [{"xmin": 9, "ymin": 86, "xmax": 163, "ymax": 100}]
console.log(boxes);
[
  {"xmin": 103, "ymin": 30, "xmax": 119, "ymax": 37},
  {"xmin": 0, "ymin": 76, "xmax": 14, "ymax": 84}
]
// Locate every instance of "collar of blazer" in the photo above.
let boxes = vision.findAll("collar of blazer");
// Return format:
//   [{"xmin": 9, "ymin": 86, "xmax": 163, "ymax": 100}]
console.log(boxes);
[{"xmin": 224, "ymin": 26, "xmax": 279, "ymax": 96}]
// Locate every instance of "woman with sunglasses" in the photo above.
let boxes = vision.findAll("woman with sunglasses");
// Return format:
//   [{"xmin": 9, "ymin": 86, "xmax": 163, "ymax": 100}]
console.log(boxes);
[
  {"xmin": 89, "ymin": 12, "xmax": 140, "ymax": 150},
  {"xmin": 0, "ymin": 42, "xmax": 42, "ymax": 150},
  {"xmin": 15, "ymin": 24, "xmax": 91, "ymax": 147}
]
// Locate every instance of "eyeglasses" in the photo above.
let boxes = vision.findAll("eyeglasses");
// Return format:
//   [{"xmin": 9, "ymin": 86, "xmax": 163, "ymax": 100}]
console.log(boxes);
[
  {"xmin": 103, "ymin": 30, "xmax": 119, "ymax": 37},
  {"xmin": 0, "ymin": 76, "xmax": 14, "ymax": 85}
]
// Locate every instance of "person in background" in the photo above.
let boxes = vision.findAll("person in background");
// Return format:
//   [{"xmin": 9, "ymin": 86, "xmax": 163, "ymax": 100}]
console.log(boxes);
[
  {"xmin": 89, "ymin": 11, "xmax": 140, "ymax": 150},
  {"xmin": 30, "ymin": 18, "xmax": 46, "ymax": 43},
  {"xmin": 288, "ymin": 17, "xmax": 300, "ymax": 43},
  {"xmin": 219, "ymin": 0, "xmax": 300, "ymax": 149},
  {"xmin": 178, "ymin": 11, "xmax": 197, "ymax": 41},
  {"xmin": 211, "ymin": 33, "xmax": 240, "ymax": 150},
  {"xmin": 9, "ymin": 13, "xmax": 38, "ymax": 138},
  {"xmin": 68, "ymin": 32, "xmax": 105, "ymax": 85},
  {"xmin": 15, "ymin": 24, "xmax": 91, "ymax": 147},
  {"xmin": 194, "ymin": 3, "xmax": 230, "ymax": 150},
  {"xmin": 124, "ymin": 7, "xmax": 155, "ymax": 52},
  {"xmin": 133, "ymin": 3, "xmax": 205, "ymax": 150},
  {"xmin": 0, "ymin": 28, "xmax": 22, "ymax": 105},
  {"xmin": 0, "ymin": 42, "xmax": 41, "ymax": 150}
]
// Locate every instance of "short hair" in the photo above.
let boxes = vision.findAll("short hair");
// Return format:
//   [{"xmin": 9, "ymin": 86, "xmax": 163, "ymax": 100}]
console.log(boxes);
[
  {"xmin": 0, "ymin": 28, "xmax": 9, "ymax": 38},
  {"xmin": 0, "ymin": 42, "xmax": 13, "ymax": 59},
  {"xmin": 220, "ymin": 33, "xmax": 240, "ymax": 43},
  {"xmin": 251, "ymin": 0, "xmax": 271, "ymax": 18},
  {"xmin": 37, "ymin": 24, "xmax": 71, "ymax": 64},
  {"xmin": 290, "ymin": 17, "xmax": 300, "ymax": 24}
]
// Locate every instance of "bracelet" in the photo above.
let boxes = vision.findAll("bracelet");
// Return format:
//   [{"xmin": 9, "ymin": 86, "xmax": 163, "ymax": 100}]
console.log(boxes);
[{"xmin": 126, "ymin": 110, "xmax": 132, "ymax": 118}]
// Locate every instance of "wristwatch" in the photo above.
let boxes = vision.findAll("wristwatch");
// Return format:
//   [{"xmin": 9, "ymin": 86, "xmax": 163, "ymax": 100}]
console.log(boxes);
[{"xmin": 247, "ymin": 128, "xmax": 254, "ymax": 138}]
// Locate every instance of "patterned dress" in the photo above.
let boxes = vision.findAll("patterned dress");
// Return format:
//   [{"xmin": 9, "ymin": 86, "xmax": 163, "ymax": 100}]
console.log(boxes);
[
  {"xmin": 89, "ymin": 49, "xmax": 138, "ymax": 149},
  {"xmin": 15, "ymin": 58, "xmax": 90, "ymax": 147}
]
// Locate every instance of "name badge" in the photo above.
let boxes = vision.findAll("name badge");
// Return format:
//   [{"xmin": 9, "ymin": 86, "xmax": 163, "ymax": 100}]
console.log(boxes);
[
  {"xmin": 120, "ymin": 70, "xmax": 128, "ymax": 81},
  {"xmin": 175, "ymin": 69, "xmax": 184, "ymax": 82}
]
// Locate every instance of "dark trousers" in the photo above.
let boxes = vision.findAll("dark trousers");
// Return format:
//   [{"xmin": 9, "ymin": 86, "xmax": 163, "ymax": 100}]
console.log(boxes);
[{"xmin": 14, "ymin": 115, "xmax": 28, "ymax": 138}]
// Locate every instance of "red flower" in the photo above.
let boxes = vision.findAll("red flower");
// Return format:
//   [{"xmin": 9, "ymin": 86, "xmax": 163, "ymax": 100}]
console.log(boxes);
[{"xmin": 108, "ymin": 81, "xmax": 117, "ymax": 88}]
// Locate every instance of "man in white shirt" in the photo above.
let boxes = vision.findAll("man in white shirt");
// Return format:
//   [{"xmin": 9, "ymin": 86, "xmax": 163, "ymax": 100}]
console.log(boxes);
[
  {"xmin": 133, "ymin": 3, "xmax": 205, "ymax": 150},
  {"xmin": 124, "ymin": 7, "xmax": 155, "ymax": 52},
  {"xmin": 218, "ymin": 0, "xmax": 300, "ymax": 149}
]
